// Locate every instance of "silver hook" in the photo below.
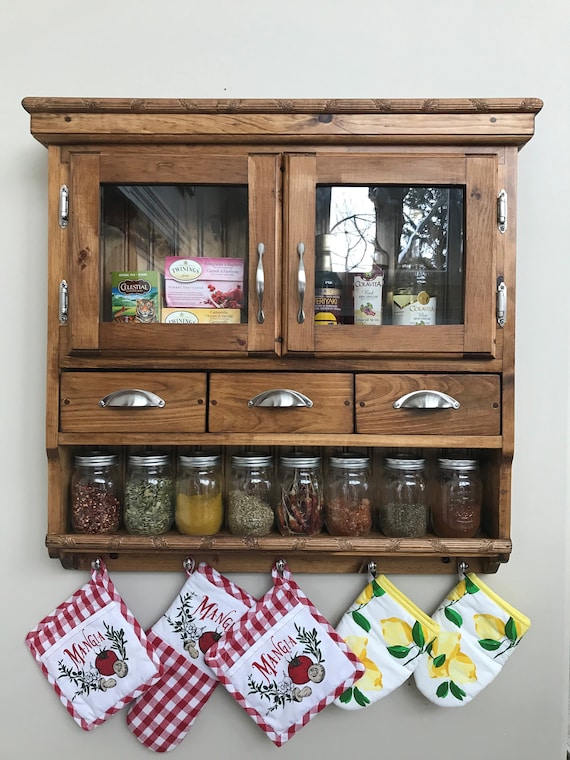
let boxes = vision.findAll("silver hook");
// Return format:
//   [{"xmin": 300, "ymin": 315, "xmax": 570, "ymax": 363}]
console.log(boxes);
[
  {"xmin": 368, "ymin": 560, "xmax": 377, "ymax": 580},
  {"xmin": 457, "ymin": 560, "xmax": 468, "ymax": 580},
  {"xmin": 275, "ymin": 559, "xmax": 286, "ymax": 577},
  {"xmin": 183, "ymin": 557, "xmax": 195, "ymax": 575},
  {"xmin": 91, "ymin": 557, "xmax": 102, "ymax": 573}
]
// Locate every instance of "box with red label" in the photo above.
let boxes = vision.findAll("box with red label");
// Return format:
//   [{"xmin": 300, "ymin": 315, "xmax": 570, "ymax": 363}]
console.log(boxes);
[{"xmin": 164, "ymin": 257, "xmax": 244, "ymax": 309}]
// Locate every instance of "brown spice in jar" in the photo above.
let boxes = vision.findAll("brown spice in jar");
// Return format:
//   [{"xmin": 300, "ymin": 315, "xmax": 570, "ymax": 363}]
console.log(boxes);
[
  {"xmin": 71, "ymin": 482, "xmax": 121, "ymax": 533},
  {"xmin": 325, "ymin": 497, "xmax": 372, "ymax": 536}
]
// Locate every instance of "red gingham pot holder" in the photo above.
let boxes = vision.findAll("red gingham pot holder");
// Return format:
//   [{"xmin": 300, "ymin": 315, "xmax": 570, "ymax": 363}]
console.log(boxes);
[
  {"xmin": 205, "ymin": 561, "xmax": 365, "ymax": 747},
  {"xmin": 25, "ymin": 559, "xmax": 163, "ymax": 731},
  {"xmin": 126, "ymin": 561, "xmax": 256, "ymax": 752}
]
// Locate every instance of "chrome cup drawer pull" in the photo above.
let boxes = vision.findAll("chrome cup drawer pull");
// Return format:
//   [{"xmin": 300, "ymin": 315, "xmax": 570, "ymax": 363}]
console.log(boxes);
[
  {"xmin": 99, "ymin": 389, "xmax": 166, "ymax": 408},
  {"xmin": 393, "ymin": 390, "xmax": 460, "ymax": 410},
  {"xmin": 248, "ymin": 388, "xmax": 313, "ymax": 408}
]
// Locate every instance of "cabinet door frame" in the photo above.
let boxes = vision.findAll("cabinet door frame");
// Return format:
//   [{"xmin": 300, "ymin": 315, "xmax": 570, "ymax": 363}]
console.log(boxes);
[
  {"xmin": 283, "ymin": 151, "xmax": 499, "ymax": 357},
  {"xmin": 65, "ymin": 149, "xmax": 281, "ymax": 355}
]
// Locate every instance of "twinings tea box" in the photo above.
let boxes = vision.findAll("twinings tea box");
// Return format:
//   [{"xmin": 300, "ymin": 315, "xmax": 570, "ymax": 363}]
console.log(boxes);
[
  {"xmin": 161, "ymin": 308, "xmax": 241, "ymax": 324},
  {"xmin": 164, "ymin": 256, "xmax": 244, "ymax": 308},
  {"xmin": 111, "ymin": 271, "xmax": 161, "ymax": 322}
]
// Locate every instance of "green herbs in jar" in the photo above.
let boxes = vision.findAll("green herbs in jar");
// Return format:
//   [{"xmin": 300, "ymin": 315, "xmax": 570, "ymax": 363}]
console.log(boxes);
[{"xmin": 124, "ymin": 453, "xmax": 174, "ymax": 535}]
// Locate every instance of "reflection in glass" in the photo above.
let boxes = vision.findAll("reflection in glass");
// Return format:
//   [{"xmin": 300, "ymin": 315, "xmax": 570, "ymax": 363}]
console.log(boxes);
[
  {"xmin": 100, "ymin": 184, "xmax": 248, "ymax": 322},
  {"xmin": 315, "ymin": 185, "xmax": 465, "ymax": 325}
]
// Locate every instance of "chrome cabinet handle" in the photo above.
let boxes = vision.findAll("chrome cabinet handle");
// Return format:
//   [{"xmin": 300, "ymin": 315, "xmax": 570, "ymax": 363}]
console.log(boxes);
[
  {"xmin": 248, "ymin": 388, "xmax": 314, "ymax": 408},
  {"xmin": 393, "ymin": 390, "xmax": 460, "ymax": 410},
  {"xmin": 256, "ymin": 242, "xmax": 265, "ymax": 324},
  {"xmin": 99, "ymin": 389, "xmax": 166, "ymax": 408},
  {"xmin": 297, "ymin": 242, "xmax": 306, "ymax": 323}
]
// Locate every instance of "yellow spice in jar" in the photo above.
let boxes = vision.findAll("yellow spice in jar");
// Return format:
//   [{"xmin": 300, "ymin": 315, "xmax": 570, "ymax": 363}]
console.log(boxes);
[{"xmin": 175, "ymin": 493, "xmax": 223, "ymax": 535}]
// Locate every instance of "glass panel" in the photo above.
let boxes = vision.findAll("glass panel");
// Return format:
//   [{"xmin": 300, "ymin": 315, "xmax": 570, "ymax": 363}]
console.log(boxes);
[
  {"xmin": 101, "ymin": 184, "xmax": 249, "ymax": 324},
  {"xmin": 315, "ymin": 185, "xmax": 464, "ymax": 326}
]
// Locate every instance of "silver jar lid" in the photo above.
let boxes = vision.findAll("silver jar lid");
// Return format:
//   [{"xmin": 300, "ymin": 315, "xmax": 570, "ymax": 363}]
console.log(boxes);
[
  {"xmin": 280, "ymin": 452, "xmax": 321, "ymax": 468},
  {"xmin": 232, "ymin": 452, "xmax": 273, "ymax": 468},
  {"xmin": 74, "ymin": 452, "xmax": 118, "ymax": 467},
  {"xmin": 178, "ymin": 454, "xmax": 221, "ymax": 468},
  {"xmin": 385, "ymin": 457, "xmax": 425, "ymax": 471},
  {"xmin": 128, "ymin": 453, "xmax": 171, "ymax": 467},
  {"xmin": 329, "ymin": 455, "xmax": 370, "ymax": 470},
  {"xmin": 438, "ymin": 458, "xmax": 479, "ymax": 471}
]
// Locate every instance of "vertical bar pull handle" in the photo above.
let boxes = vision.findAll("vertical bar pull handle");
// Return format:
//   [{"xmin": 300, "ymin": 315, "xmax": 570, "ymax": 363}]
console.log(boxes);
[
  {"xmin": 256, "ymin": 242, "xmax": 265, "ymax": 323},
  {"xmin": 297, "ymin": 242, "xmax": 306, "ymax": 323}
]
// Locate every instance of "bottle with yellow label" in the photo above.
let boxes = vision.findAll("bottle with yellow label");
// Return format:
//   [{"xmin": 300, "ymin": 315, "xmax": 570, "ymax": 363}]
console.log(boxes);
[
  {"xmin": 392, "ymin": 236, "xmax": 437, "ymax": 325},
  {"xmin": 314, "ymin": 234, "xmax": 343, "ymax": 325}
]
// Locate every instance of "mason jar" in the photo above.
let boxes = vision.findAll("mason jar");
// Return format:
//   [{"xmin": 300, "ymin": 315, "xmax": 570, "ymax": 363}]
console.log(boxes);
[
  {"xmin": 325, "ymin": 454, "xmax": 372, "ymax": 536},
  {"xmin": 277, "ymin": 453, "xmax": 323, "ymax": 536},
  {"xmin": 433, "ymin": 458, "xmax": 482, "ymax": 537},
  {"xmin": 124, "ymin": 453, "xmax": 174, "ymax": 535},
  {"xmin": 71, "ymin": 452, "xmax": 121, "ymax": 534},
  {"xmin": 228, "ymin": 452, "xmax": 275, "ymax": 536},
  {"xmin": 379, "ymin": 457, "xmax": 428, "ymax": 537},
  {"xmin": 176, "ymin": 453, "xmax": 223, "ymax": 536}
]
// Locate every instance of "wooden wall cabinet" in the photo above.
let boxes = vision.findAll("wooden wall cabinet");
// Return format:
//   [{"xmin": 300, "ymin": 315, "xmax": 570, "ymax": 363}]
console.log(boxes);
[{"xmin": 23, "ymin": 97, "xmax": 542, "ymax": 574}]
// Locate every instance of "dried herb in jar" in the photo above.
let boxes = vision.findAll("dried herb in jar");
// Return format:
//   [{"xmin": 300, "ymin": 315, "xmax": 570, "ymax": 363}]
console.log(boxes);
[
  {"xmin": 124, "ymin": 454, "xmax": 174, "ymax": 535},
  {"xmin": 71, "ymin": 453, "xmax": 121, "ymax": 534},
  {"xmin": 277, "ymin": 454, "xmax": 323, "ymax": 536},
  {"xmin": 228, "ymin": 491, "xmax": 274, "ymax": 536}
]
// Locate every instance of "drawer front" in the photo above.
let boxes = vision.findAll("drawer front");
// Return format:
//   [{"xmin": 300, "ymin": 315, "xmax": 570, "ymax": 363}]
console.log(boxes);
[
  {"xmin": 60, "ymin": 372, "xmax": 207, "ymax": 433},
  {"xmin": 209, "ymin": 373, "xmax": 353, "ymax": 433},
  {"xmin": 355, "ymin": 374, "xmax": 501, "ymax": 435}
]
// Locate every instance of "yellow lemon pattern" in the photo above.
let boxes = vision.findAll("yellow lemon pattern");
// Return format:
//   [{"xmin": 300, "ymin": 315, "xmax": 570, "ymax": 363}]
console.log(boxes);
[{"xmin": 429, "ymin": 575, "xmax": 528, "ymax": 702}]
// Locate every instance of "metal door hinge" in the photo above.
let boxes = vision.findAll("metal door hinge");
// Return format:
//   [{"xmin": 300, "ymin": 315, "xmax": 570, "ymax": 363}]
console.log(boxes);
[
  {"xmin": 59, "ymin": 185, "xmax": 69, "ymax": 228},
  {"xmin": 497, "ymin": 189, "xmax": 507, "ymax": 233},
  {"xmin": 496, "ymin": 276, "xmax": 507, "ymax": 327},
  {"xmin": 59, "ymin": 280, "xmax": 68, "ymax": 324}
]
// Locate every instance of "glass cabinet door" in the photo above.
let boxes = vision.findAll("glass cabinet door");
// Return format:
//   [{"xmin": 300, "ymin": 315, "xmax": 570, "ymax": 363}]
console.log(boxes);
[
  {"xmin": 65, "ymin": 151, "xmax": 280, "ymax": 355},
  {"xmin": 284, "ymin": 153, "xmax": 499, "ymax": 356}
]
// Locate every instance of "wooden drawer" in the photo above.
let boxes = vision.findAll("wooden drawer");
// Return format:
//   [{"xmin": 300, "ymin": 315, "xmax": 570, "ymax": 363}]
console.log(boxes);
[
  {"xmin": 60, "ymin": 372, "xmax": 207, "ymax": 433},
  {"xmin": 355, "ymin": 374, "xmax": 501, "ymax": 435},
  {"xmin": 208, "ymin": 373, "xmax": 353, "ymax": 433}
]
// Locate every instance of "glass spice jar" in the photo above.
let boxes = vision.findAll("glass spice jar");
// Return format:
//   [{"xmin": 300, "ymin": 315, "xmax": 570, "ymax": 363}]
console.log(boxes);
[
  {"xmin": 124, "ymin": 453, "xmax": 175, "ymax": 535},
  {"xmin": 228, "ymin": 452, "xmax": 275, "ymax": 536},
  {"xmin": 433, "ymin": 458, "xmax": 482, "ymax": 537},
  {"xmin": 379, "ymin": 457, "xmax": 428, "ymax": 537},
  {"xmin": 325, "ymin": 455, "xmax": 373, "ymax": 536},
  {"xmin": 71, "ymin": 452, "xmax": 121, "ymax": 534},
  {"xmin": 176, "ymin": 453, "xmax": 223, "ymax": 536},
  {"xmin": 277, "ymin": 453, "xmax": 324, "ymax": 536}
]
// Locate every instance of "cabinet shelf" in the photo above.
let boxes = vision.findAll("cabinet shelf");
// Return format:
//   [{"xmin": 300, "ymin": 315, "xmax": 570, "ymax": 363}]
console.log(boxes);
[{"xmin": 46, "ymin": 531, "xmax": 512, "ymax": 574}]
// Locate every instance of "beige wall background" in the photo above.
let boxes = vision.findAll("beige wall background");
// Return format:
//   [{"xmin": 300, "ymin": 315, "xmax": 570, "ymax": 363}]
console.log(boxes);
[{"xmin": 2, "ymin": 0, "xmax": 569, "ymax": 757}]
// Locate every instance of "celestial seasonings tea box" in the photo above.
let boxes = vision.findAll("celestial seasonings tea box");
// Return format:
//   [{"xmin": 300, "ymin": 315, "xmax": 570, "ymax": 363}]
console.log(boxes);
[{"xmin": 111, "ymin": 272, "xmax": 161, "ymax": 322}]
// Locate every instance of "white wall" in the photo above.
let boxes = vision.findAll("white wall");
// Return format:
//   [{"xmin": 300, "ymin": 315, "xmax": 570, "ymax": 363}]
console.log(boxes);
[{"xmin": 2, "ymin": 1, "xmax": 569, "ymax": 757}]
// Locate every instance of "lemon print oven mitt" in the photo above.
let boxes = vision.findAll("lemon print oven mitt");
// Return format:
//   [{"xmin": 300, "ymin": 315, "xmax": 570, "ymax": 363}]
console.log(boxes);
[
  {"xmin": 413, "ymin": 572, "xmax": 530, "ymax": 706},
  {"xmin": 334, "ymin": 574, "xmax": 439, "ymax": 710}
]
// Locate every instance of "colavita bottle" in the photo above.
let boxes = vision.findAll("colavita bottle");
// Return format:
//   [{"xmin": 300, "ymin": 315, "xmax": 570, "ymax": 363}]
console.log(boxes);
[
  {"xmin": 392, "ymin": 236, "xmax": 437, "ymax": 325},
  {"xmin": 314, "ymin": 234, "xmax": 343, "ymax": 325},
  {"xmin": 353, "ymin": 244, "xmax": 388, "ymax": 326}
]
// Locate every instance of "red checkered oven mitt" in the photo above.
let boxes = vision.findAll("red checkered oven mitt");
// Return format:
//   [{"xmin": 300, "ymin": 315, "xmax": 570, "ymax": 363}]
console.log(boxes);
[
  {"xmin": 126, "ymin": 561, "xmax": 255, "ymax": 752},
  {"xmin": 204, "ymin": 561, "xmax": 365, "ymax": 747},
  {"xmin": 25, "ymin": 559, "xmax": 163, "ymax": 731}
]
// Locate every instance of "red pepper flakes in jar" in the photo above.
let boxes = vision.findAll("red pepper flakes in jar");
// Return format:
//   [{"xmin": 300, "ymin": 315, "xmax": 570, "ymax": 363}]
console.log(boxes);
[
  {"xmin": 277, "ymin": 453, "xmax": 323, "ymax": 536},
  {"xmin": 71, "ymin": 452, "xmax": 121, "ymax": 533},
  {"xmin": 325, "ymin": 454, "xmax": 373, "ymax": 536}
]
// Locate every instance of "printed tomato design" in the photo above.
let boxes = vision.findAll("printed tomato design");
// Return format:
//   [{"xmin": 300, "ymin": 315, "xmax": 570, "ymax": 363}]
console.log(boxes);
[
  {"xmin": 95, "ymin": 649, "xmax": 119, "ymax": 677},
  {"xmin": 198, "ymin": 631, "xmax": 221, "ymax": 653},
  {"xmin": 288, "ymin": 654, "xmax": 313, "ymax": 685}
]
